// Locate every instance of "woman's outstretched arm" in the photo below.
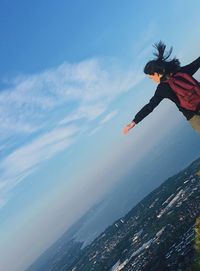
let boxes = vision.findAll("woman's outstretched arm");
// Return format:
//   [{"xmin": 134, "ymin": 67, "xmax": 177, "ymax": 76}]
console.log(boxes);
[
  {"xmin": 123, "ymin": 87, "xmax": 164, "ymax": 134},
  {"xmin": 132, "ymin": 89, "xmax": 164, "ymax": 124}
]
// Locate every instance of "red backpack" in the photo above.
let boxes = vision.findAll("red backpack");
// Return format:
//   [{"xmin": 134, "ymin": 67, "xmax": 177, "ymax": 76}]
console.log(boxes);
[{"xmin": 164, "ymin": 72, "xmax": 200, "ymax": 111}]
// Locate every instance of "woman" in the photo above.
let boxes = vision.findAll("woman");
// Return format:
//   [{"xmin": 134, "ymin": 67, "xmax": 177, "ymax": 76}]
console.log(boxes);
[{"xmin": 123, "ymin": 41, "xmax": 200, "ymax": 135}]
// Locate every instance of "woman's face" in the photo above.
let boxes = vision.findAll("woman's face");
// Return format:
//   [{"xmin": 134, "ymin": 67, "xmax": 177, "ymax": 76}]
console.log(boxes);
[{"xmin": 148, "ymin": 73, "xmax": 162, "ymax": 83}]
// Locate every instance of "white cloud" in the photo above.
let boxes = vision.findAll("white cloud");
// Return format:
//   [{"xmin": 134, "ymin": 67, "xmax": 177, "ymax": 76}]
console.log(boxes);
[
  {"xmin": 0, "ymin": 57, "xmax": 144, "ymax": 209},
  {"xmin": 88, "ymin": 110, "xmax": 118, "ymax": 136},
  {"xmin": 59, "ymin": 103, "xmax": 106, "ymax": 125},
  {"xmin": 0, "ymin": 58, "xmax": 143, "ymax": 140},
  {"xmin": 131, "ymin": 22, "xmax": 158, "ymax": 62},
  {"xmin": 0, "ymin": 195, "xmax": 9, "ymax": 209},
  {"xmin": 0, "ymin": 125, "xmax": 78, "ymax": 203},
  {"xmin": 89, "ymin": 126, "xmax": 102, "ymax": 136},
  {"xmin": 100, "ymin": 110, "xmax": 118, "ymax": 124}
]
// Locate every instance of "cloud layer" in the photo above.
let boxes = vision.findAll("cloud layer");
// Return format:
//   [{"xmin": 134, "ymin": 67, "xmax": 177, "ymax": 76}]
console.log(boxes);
[{"xmin": 0, "ymin": 57, "xmax": 143, "ymax": 209}]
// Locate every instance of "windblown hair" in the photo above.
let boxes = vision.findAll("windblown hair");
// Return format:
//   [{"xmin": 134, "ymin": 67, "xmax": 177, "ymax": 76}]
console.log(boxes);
[{"xmin": 144, "ymin": 41, "xmax": 181, "ymax": 76}]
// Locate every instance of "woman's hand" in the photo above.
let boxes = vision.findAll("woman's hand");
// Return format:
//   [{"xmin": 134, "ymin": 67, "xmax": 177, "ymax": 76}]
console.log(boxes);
[{"xmin": 123, "ymin": 121, "xmax": 136, "ymax": 134}]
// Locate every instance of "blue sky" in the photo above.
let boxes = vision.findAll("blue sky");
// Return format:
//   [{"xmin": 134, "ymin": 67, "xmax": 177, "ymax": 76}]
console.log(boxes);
[{"xmin": 0, "ymin": 1, "xmax": 200, "ymax": 270}]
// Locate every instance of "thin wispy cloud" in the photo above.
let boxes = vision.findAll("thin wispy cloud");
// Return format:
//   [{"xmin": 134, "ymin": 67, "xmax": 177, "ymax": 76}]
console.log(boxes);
[
  {"xmin": 131, "ymin": 22, "xmax": 158, "ymax": 63},
  {"xmin": 88, "ymin": 110, "xmax": 118, "ymax": 136},
  {"xmin": 100, "ymin": 110, "xmax": 118, "ymax": 124},
  {"xmin": 0, "ymin": 125, "xmax": 78, "ymax": 206},
  {"xmin": 89, "ymin": 127, "xmax": 102, "ymax": 136},
  {"xmin": 0, "ymin": 196, "xmax": 9, "ymax": 209},
  {"xmin": 59, "ymin": 103, "xmax": 106, "ymax": 125},
  {"xmin": 0, "ymin": 58, "xmax": 142, "ymax": 140}
]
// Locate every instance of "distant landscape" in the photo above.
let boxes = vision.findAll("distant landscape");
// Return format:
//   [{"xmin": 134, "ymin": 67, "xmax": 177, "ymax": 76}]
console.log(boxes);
[{"xmin": 26, "ymin": 156, "xmax": 200, "ymax": 271}]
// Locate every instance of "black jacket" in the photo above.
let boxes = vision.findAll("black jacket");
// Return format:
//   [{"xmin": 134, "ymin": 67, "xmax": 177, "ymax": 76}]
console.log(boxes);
[{"xmin": 132, "ymin": 57, "xmax": 200, "ymax": 124}]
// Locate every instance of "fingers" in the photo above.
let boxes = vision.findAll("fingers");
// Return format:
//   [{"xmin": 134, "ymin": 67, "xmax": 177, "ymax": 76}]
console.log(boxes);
[
  {"xmin": 123, "ymin": 122, "xmax": 136, "ymax": 134},
  {"xmin": 123, "ymin": 126, "xmax": 131, "ymax": 134}
]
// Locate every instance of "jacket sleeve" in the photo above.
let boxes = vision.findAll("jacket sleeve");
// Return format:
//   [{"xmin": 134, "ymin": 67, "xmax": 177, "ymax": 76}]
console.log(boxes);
[
  {"xmin": 180, "ymin": 56, "xmax": 200, "ymax": 76},
  {"xmin": 132, "ymin": 87, "xmax": 164, "ymax": 124}
]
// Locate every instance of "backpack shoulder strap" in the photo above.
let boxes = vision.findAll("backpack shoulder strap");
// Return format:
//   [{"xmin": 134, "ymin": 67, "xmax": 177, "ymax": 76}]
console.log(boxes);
[{"xmin": 173, "ymin": 72, "xmax": 198, "ymax": 86}]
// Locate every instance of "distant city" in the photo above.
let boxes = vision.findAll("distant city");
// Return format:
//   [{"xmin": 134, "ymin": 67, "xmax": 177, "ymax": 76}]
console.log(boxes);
[{"xmin": 26, "ymin": 157, "xmax": 200, "ymax": 271}]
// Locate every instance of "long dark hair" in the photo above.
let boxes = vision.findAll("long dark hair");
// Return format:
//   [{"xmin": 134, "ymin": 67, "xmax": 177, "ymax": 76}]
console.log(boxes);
[{"xmin": 144, "ymin": 41, "xmax": 181, "ymax": 77}]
